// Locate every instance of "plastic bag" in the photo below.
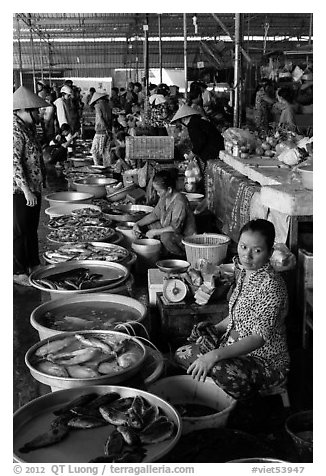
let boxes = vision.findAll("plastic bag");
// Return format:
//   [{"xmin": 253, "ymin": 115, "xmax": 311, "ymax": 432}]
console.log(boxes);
[
  {"xmin": 270, "ymin": 243, "xmax": 296, "ymax": 271},
  {"xmin": 278, "ymin": 147, "xmax": 301, "ymax": 166},
  {"xmin": 222, "ymin": 127, "xmax": 257, "ymax": 150}
]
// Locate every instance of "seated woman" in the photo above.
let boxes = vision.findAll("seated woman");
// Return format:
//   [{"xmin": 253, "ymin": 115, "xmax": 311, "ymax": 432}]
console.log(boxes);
[
  {"xmin": 174, "ymin": 219, "xmax": 290, "ymax": 399},
  {"xmin": 276, "ymin": 87, "xmax": 297, "ymax": 131},
  {"xmin": 133, "ymin": 170, "xmax": 196, "ymax": 258},
  {"xmin": 48, "ymin": 123, "xmax": 78, "ymax": 167}
]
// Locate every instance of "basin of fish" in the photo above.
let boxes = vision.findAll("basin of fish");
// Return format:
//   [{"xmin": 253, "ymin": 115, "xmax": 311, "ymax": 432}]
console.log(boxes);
[
  {"xmin": 25, "ymin": 330, "xmax": 147, "ymax": 388},
  {"xmin": 13, "ymin": 385, "xmax": 182, "ymax": 463}
]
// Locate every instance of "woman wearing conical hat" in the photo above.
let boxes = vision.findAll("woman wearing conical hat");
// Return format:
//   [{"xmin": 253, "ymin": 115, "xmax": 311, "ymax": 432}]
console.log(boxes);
[
  {"xmin": 13, "ymin": 86, "xmax": 49, "ymax": 286},
  {"xmin": 89, "ymin": 91, "xmax": 113, "ymax": 167},
  {"xmin": 170, "ymin": 104, "xmax": 224, "ymax": 213}
]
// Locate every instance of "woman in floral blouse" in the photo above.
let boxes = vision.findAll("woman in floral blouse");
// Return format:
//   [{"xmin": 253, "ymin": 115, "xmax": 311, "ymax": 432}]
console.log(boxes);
[
  {"xmin": 175, "ymin": 219, "xmax": 290, "ymax": 399},
  {"xmin": 13, "ymin": 86, "xmax": 48, "ymax": 286}
]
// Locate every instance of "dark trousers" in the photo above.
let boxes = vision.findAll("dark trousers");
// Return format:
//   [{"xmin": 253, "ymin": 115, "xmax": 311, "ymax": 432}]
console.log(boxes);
[{"xmin": 13, "ymin": 193, "xmax": 42, "ymax": 275}]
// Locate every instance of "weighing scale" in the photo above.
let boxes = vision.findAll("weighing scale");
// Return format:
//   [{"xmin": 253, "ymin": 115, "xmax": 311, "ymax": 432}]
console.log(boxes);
[{"xmin": 156, "ymin": 259, "xmax": 190, "ymax": 303}]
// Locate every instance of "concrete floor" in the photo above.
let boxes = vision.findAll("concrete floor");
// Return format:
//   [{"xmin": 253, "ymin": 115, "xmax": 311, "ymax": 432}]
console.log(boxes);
[{"xmin": 13, "ymin": 163, "xmax": 313, "ymax": 462}]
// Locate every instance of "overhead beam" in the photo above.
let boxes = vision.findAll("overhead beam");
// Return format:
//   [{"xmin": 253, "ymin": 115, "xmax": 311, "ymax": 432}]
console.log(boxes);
[{"xmin": 211, "ymin": 13, "xmax": 252, "ymax": 65}]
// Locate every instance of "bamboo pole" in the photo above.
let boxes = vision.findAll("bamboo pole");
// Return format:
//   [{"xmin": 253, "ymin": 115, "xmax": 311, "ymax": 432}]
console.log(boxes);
[
  {"xmin": 15, "ymin": 15, "xmax": 24, "ymax": 86},
  {"xmin": 233, "ymin": 13, "xmax": 241, "ymax": 127},
  {"xmin": 28, "ymin": 14, "xmax": 37, "ymax": 93},
  {"xmin": 158, "ymin": 14, "xmax": 162, "ymax": 84},
  {"xmin": 143, "ymin": 14, "xmax": 149, "ymax": 94},
  {"xmin": 183, "ymin": 13, "xmax": 188, "ymax": 97}
]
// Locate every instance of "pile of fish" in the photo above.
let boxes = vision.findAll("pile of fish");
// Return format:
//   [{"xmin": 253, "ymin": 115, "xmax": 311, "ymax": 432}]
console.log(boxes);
[
  {"xmin": 32, "ymin": 333, "xmax": 143, "ymax": 379},
  {"xmin": 48, "ymin": 215, "xmax": 112, "ymax": 230},
  {"xmin": 71, "ymin": 207, "xmax": 102, "ymax": 218},
  {"xmin": 18, "ymin": 391, "xmax": 176, "ymax": 462},
  {"xmin": 47, "ymin": 226, "xmax": 115, "ymax": 244},
  {"xmin": 30, "ymin": 267, "xmax": 123, "ymax": 291},
  {"xmin": 44, "ymin": 243, "xmax": 129, "ymax": 264}
]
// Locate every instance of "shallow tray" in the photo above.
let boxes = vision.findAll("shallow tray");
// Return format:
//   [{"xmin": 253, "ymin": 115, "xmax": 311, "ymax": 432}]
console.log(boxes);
[
  {"xmin": 13, "ymin": 385, "xmax": 181, "ymax": 463},
  {"xmin": 43, "ymin": 242, "xmax": 130, "ymax": 265},
  {"xmin": 29, "ymin": 260, "xmax": 129, "ymax": 296},
  {"xmin": 47, "ymin": 226, "xmax": 115, "ymax": 244}
]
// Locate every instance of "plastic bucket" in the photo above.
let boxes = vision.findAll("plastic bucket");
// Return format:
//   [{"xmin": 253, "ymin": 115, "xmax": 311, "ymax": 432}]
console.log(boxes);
[
  {"xmin": 285, "ymin": 410, "xmax": 313, "ymax": 462},
  {"xmin": 149, "ymin": 375, "xmax": 236, "ymax": 434},
  {"xmin": 132, "ymin": 239, "xmax": 161, "ymax": 273}
]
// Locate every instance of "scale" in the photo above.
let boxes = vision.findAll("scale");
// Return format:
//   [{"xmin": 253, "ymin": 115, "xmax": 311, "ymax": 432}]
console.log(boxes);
[{"xmin": 156, "ymin": 259, "xmax": 190, "ymax": 303}]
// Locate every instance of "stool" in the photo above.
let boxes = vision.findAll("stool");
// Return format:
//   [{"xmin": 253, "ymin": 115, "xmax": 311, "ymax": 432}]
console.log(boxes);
[{"xmin": 259, "ymin": 380, "xmax": 290, "ymax": 408}]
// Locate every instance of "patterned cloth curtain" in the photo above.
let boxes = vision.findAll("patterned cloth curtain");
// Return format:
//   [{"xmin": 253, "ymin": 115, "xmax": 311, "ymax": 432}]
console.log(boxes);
[{"xmin": 206, "ymin": 159, "xmax": 261, "ymax": 242}]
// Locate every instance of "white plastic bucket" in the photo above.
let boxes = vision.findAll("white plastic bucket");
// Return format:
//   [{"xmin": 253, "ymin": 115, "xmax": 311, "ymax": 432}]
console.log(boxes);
[
  {"xmin": 132, "ymin": 239, "xmax": 161, "ymax": 271},
  {"xmin": 149, "ymin": 375, "xmax": 236, "ymax": 434}
]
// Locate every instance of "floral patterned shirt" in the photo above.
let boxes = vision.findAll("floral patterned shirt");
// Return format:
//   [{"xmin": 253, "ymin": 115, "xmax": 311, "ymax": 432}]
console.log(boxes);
[
  {"xmin": 13, "ymin": 115, "xmax": 46, "ymax": 194},
  {"xmin": 222, "ymin": 260, "xmax": 290, "ymax": 372}
]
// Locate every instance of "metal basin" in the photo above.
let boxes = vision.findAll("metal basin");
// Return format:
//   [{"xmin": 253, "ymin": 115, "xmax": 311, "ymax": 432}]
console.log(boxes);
[
  {"xmin": 25, "ymin": 330, "xmax": 146, "ymax": 390},
  {"xmin": 45, "ymin": 203, "xmax": 101, "ymax": 219},
  {"xmin": 73, "ymin": 178, "xmax": 117, "ymax": 198},
  {"xmin": 29, "ymin": 260, "xmax": 129, "ymax": 300},
  {"xmin": 156, "ymin": 259, "xmax": 190, "ymax": 274},
  {"xmin": 30, "ymin": 293, "xmax": 147, "ymax": 340},
  {"xmin": 45, "ymin": 192, "xmax": 94, "ymax": 207},
  {"xmin": 13, "ymin": 384, "xmax": 182, "ymax": 463}
]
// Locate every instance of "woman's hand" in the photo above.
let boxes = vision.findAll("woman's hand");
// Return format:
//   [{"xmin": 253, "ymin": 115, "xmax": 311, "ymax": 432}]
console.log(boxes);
[
  {"xmin": 132, "ymin": 223, "xmax": 142, "ymax": 238},
  {"xmin": 187, "ymin": 350, "xmax": 218, "ymax": 382},
  {"xmin": 23, "ymin": 189, "xmax": 37, "ymax": 207},
  {"xmin": 146, "ymin": 229, "xmax": 158, "ymax": 239}
]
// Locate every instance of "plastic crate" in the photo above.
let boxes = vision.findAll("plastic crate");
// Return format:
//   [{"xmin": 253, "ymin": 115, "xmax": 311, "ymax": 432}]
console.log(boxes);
[
  {"xmin": 182, "ymin": 233, "xmax": 231, "ymax": 268},
  {"xmin": 126, "ymin": 136, "xmax": 174, "ymax": 161}
]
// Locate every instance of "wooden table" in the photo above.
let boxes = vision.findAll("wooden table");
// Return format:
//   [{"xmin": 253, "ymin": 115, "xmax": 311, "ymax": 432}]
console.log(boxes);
[{"xmin": 156, "ymin": 293, "xmax": 229, "ymax": 349}]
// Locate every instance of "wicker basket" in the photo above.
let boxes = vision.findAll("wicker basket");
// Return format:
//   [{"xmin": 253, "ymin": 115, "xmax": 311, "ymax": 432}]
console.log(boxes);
[
  {"xmin": 126, "ymin": 136, "xmax": 174, "ymax": 161},
  {"xmin": 182, "ymin": 233, "xmax": 231, "ymax": 268}
]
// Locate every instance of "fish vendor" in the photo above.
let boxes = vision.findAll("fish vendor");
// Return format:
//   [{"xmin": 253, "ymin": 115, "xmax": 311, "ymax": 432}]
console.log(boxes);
[{"xmin": 175, "ymin": 219, "xmax": 290, "ymax": 400}]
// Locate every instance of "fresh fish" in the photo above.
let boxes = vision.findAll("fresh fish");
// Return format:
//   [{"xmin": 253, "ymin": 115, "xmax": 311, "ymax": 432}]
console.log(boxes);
[
  {"xmin": 117, "ymin": 352, "xmax": 139, "ymax": 369},
  {"xmin": 66, "ymin": 365, "xmax": 99, "ymax": 378},
  {"xmin": 19, "ymin": 424, "xmax": 70, "ymax": 453},
  {"xmin": 130, "ymin": 395, "xmax": 147, "ymax": 417},
  {"xmin": 53, "ymin": 393, "xmax": 98, "ymax": 416},
  {"xmin": 35, "ymin": 336, "xmax": 75, "ymax": 357},
  {"xmin": 75, "ymin": 334, "xmax": 113, "ymax": 354},
  {"xmin": 98, "ymin": 361, "xmax": 120, "ymax": 375},
  {"xmin": 111, "ymin": 339, "xmax": 129, "ymax": 355},
  {"xmin": 86, "ymin": 392, "xmax": 121, "ymax": 410},
  {"xmin": 63, "ymin": 316, "xmax": 90, "ymax": 326},
  {"xmin": 140, "ymin": 418, "xmax": 175, "ymax": 444},
  {"xmin": 141, "ymin": 403, "xmax": 160, "ymax": 428},
  {"xmin": 49, "ymin": 348, "xmax": 99, "ymax": 366},
  {"xmin": 69, "ymin": 406, "xmax": 101, "ymax": 418},
  {"xmin": 35, "ymin": 278, "xmax": 57, "ymax": 290},
  {"xmin": 67, "ymin": 416, "xmax": 107, "ymax": 429},
  {"xmin": 36, "ymin": 360, "xmax": 69, "ymax": 377},
  {"xmin": 104, "ymin": 430, "xmax": 125, "ymax": 457},
  {"xmin": 109, "ymin": 397, "xmax": 134, "ymax": 412},
  {"xmin": 50, "ymin": 413, "xmax": 72, "ymax": 430},
  {"xmin": 127, "ymin": 408, "xmax": 143, "ymax": 430},
  {"xmin": 63, "ymin": 279, "xmax": 79, "ymax": 290},
  {"xmin": 99, "ymin": 407, "xmax": 130, "ymax": 426},
  {"xmin": 117, "ymin": 425, "xmax": 141, "ymax": 446}
]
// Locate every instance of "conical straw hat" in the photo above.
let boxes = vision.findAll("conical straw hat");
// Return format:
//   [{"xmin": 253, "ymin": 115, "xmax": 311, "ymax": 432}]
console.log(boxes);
[
  {"xmin": 13, "ymin": 86, "xmax": 50, "ymax": 110},
  {"xmin": 89, "ymin": 91, "xmax": 109, "ymax": 106},
  {"xmin": 170, "ymin": 104, "xmax": 201, "ymax": 123}
]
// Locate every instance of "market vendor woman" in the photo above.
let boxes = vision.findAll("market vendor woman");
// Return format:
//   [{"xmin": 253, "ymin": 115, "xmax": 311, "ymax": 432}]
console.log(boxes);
[
  {"xmin": 175, "ymin": 219, "xmax": 290, "ymax": 399},
  {"xmin": 133, "ymin": 170, "xmax": 196, "ymax": 257}
]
